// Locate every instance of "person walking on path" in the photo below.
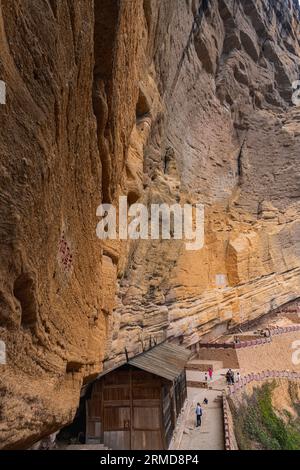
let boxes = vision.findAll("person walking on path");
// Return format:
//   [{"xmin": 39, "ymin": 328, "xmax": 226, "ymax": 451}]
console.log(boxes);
[
  {"xmin": 226, "ymin": 369, "xmax": 234, "ymax": 385},
  {"xmin": 196, "ymin": 403, "xmax": 203, "ymax": 427},
  {"xmin": 208, "ymin": 367, "xmax": 213, "ymax": 381}
]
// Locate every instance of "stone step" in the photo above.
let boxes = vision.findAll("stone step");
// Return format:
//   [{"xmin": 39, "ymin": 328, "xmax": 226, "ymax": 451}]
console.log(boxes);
[
  {"xmin": 66, "ymin": 444, "xmax": 109, "ymax": 451},
  {"xmin": 186, "ymin": 380, "xmax": 209, "ymax": 389},
  {"xmin": 186, "ymin": 359, "xmax": 223, "ymax": 372}
]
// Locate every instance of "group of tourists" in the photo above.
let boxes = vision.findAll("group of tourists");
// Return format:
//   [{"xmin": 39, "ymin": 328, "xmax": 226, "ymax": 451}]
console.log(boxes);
[
  {"xmin": 194, "ymin": 367, "xmax": 240, "ymax": 427},
  {"xmin": 226, "ymin": 368, "xmax": 236, "ymax": 384}
]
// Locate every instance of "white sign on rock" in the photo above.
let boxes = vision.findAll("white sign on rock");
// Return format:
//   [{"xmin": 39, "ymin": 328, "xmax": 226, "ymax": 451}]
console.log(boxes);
[
  {"xmin": 0, "ymin": 81, "xmax": 6, "ymax": 104},
  {"xmin": 0, "ymin": 340, "xmax": 6, "ymax": 365},
  {"xmin": 216, "ymin": 274, "xmax": 227, "ymax": 288}
]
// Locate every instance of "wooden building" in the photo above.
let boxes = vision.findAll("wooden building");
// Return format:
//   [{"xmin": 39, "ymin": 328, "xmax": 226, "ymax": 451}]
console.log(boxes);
[{"xmin": 84, "ymin": 343, "xmax": 190, "ymax": 450}]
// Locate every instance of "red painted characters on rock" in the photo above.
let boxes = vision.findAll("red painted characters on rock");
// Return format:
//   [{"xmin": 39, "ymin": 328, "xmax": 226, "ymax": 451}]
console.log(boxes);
[{"xmin": 58, "ymin": 231, "xmax": 73, "ymax": 273}]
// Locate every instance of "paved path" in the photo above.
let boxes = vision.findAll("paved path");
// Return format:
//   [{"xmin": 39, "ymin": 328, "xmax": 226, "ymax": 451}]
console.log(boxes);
[
  {"xmin": 179, "ymin": 388, "xmax": 224, "ymax": 450},
  {"xmin": 177, "ymin": 368, "xmax": 239, "ymax": 450},
  {"xmin": 186, "ymin": 367, "xmax": 233, "ymax": 389}
]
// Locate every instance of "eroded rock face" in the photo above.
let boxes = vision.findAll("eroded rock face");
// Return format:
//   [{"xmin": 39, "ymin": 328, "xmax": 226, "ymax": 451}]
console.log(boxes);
[
  {"xmin": 0, "ymin": 0, "xmax": 144, "ymax": 449},
  {"xmin": 105, "ymin": 0, "xmax": 300, "ymax": 366},
  {"xmin": 0, "ymin": 0, "xmax": 299, "ymax": 449}
]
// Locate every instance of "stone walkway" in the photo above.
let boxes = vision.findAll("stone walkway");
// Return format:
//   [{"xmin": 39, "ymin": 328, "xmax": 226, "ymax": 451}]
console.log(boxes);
[
  {"xmin": 186, "ymin": 366, "xmax": 233, "ymax": 389},
  {"xmin": 176, "ymin": 368, "xmax": 239, "ymax": 450},
  {"xmin": 180, "ymin": 388, "xmax": 225, "ymax": 450},
  {"xmin": 65, "ymin": 444, "xmax": 109, "ymax": 450}
]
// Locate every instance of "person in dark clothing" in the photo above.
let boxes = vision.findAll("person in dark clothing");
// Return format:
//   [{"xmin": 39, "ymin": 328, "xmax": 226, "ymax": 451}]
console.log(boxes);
[
  {"xmin": 230, "ymin": 369, "xmax": 235, "ymax": 384},
  {"xmin": 226, "ymin": 369, "xmax": 235, "ymax": 385},
  {"xmin": 196, "ymin": 402, "xmax": 202, "ymax": 427}
]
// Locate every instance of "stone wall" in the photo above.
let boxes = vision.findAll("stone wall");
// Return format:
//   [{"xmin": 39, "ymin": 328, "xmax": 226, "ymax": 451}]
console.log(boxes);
[
  {"xmin": 196, "ymin": 347, "xmax": 240, "ymax": 369},
  {"xmin": 236, "ymin": 330, "xmax": 300, "ymax": 374}
]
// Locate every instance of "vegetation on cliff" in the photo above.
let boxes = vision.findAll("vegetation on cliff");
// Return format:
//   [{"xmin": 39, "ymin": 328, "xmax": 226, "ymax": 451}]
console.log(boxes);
[{"xmin": 230, "ymin": 382, "xmax": 300, "ymax": 450}]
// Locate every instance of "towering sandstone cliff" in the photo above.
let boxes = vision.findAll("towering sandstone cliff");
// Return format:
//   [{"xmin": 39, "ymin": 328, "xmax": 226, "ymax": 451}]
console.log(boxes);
[{"xmin": 0, "ymin": 0, "xmax": 299, "ymax": 449}]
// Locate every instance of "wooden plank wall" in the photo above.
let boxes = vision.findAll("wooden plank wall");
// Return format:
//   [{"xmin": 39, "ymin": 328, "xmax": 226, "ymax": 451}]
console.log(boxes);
[{"xmin": 86, "ymin": 367, "xmax": 169, "ymax": 450}]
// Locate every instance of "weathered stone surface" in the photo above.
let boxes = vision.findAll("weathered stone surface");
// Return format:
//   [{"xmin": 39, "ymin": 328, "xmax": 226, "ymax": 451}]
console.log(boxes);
[
  {"xmin": 106, "ymin": 0, "xmax": 300, "ymax": 365},
  {"xmin": 0, "ymin": 0, "xmax": 144, "ymax": 449},
  {"xmin": 0, "ymin": 0, "xmax": 300, "ymax": 449}
]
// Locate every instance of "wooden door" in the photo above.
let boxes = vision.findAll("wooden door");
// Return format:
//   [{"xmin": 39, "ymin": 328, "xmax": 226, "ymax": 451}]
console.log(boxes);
[
  {"xmin": 86, "ymin": 382, "xmax": 102, "ymax": 443},
  {"xmin": 102, "ymin": 368, "xmax": 131, "ymax": 449},
  {"xmin": 131, "ymin": 369, "xmax": 163, "ymax": 450}
]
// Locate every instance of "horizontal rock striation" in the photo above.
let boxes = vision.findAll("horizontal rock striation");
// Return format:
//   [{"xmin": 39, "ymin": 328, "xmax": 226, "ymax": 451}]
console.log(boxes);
[{"xmin": 105, "ymin": 0, "xmax": 300, "ymax": 366}]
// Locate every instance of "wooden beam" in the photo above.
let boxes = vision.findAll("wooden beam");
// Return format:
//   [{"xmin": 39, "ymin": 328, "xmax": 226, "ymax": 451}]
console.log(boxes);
[
  {"xmin": 100, "ymin": 379, "xmax": 104, "ymax": 443},
  {"xmin": 171, "ymin": 384, "xmax": 177, "ymax": 431},
  {"xmin": 130, "ymin": 367, "xmax": 133, "ymax": 450},
  {"xmin": 85, "ymin": 399, "xmax": 89, "ymax": 443},
  {"xmin": 160, "ymin": 382, "xmax": 167, "ymax": 450}
]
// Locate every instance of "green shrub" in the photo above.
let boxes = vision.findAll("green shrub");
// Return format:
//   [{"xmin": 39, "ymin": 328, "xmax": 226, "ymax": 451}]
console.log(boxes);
[{"xmin": 229, "ymin": 382, "xmax": 300, "ymax": 450}]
